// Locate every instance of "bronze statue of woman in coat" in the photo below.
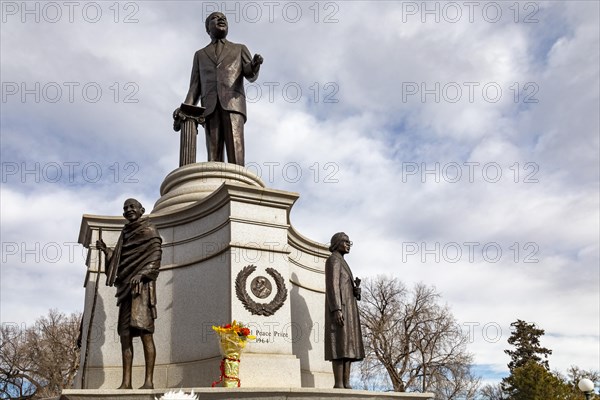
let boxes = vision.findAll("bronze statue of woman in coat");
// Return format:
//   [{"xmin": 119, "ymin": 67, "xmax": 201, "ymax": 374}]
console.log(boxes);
[{"xmin": 324, "ymin": 232, "xmax": 365, "ymax": 389}]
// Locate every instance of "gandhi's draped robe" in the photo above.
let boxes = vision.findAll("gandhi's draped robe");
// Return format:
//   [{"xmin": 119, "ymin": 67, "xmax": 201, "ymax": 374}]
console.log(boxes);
[{"xmin": 105, "ymin": 217, "xmax": 162, "ymax": 336}]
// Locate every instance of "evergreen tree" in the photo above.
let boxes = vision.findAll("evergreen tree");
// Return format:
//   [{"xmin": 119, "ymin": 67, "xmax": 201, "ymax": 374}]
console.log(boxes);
[
  {"xmin": 502, "ymin": 360, "xmax": 573, "ymax": 400},
  {"xmin": 504, "ymin": 320, "xmax": 552, "ymax": 371},
  {"xmin": 479, "ymin": 319, "xmax": 599, "ymax": 400}
]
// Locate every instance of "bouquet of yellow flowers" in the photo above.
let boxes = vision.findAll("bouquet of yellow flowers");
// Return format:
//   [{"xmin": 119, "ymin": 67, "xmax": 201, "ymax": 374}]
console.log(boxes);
[{"xmin": 211, "ymin": 321, "xmax": 255, "ymax": 387}]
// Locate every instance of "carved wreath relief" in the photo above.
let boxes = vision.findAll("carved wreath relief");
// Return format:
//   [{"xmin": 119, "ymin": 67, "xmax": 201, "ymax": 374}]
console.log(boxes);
[{"xmin": 235, "ymin": 265, "xmax": 287, "ymax": 316}]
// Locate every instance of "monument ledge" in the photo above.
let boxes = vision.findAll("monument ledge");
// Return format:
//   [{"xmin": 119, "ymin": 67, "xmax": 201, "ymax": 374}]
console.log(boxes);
[{"xmin": 60, "ymin": 387, "xmax": 434, "ymax": 400}]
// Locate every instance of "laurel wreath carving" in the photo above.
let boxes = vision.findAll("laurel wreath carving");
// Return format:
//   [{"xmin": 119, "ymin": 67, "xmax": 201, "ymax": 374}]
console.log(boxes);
[{"xmin": 235, "ymin": 265, "xmax": 287, "ymax": 316}]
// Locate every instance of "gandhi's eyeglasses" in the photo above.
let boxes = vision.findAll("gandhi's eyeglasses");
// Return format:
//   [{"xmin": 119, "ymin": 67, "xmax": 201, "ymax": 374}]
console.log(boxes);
[{"xmin": 344, "ymin": 240, "xmax": 353, "ymax": 247}]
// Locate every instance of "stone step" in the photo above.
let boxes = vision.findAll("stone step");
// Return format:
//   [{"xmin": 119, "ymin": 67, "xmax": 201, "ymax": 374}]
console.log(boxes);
[{"xmin": 61, "ymin": 388, "xmax": 434, "ymax": 400}]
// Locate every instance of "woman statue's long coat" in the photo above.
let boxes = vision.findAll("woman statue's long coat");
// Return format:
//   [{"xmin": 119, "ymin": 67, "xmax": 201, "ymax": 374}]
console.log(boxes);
[{"xmin": 324, "ymin": 251, "xmax": 365, "ymax": 361}]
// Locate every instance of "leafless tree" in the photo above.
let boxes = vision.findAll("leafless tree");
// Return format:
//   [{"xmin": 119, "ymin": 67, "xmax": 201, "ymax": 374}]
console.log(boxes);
[
  {"xmin": 479, "ymin": 383, "xmax": 505, "ymax": 400},
  {"xmin": 1, "ymin": 309, "xmax": 81, "ymax": 399},
  {"xmin": 358, "ymin": 276, "xmax": 479, "ymax": 399}
]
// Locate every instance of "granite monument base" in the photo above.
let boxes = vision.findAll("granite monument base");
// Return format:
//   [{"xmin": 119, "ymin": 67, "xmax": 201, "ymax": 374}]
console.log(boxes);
[{"xmin": 76, "ymin": 163, "xmax": 334, "ymax": 389}]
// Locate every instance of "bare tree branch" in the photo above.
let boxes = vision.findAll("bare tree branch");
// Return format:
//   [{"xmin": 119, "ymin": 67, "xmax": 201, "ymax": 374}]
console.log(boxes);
[
  {"xmin": 359, "ymin": 276, "xmax": 479, "ymax": 398},
  {"xmin": 1, "ymin": 309, "xmax": 81, "ymax": 399}
]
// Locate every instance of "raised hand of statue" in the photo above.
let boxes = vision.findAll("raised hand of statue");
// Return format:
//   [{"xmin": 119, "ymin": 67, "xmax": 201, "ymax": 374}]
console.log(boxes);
[
  {"xmin": 172, "ymin": 107, "xmax": 182, "ymax": 132},
  {"xmin": 334, "ymin": 310, "xmax": 344, "ymax": 327},
  {"xmin": 354, "ymin": 277, "xmax": 362, "ymax": 300},
  {"xmin": 251, "ymin": 54, "xmax": 263, "ymax": 71},
  {"xmin": 96, "ymin": 238, "xmax": 108, "ymax": 254}
]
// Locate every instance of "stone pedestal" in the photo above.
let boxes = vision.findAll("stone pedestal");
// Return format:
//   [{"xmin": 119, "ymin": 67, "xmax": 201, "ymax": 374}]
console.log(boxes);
[
  {"xmin": 76, "ymin": 163, "xmax": 333, "ymax": 389},
  {"xmin": 153, "ymin": 162, "xmax": 265, "ymax": 213}
]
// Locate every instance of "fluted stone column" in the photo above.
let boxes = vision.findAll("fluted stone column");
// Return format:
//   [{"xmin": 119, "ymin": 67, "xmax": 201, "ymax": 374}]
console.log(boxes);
[{"xmin": 179, "ymin": 119, "xmax": 198, "ymax": 167}]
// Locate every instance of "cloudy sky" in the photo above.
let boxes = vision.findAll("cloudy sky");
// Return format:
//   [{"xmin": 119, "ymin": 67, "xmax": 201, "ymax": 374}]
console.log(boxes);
[{"xmin": 1, "ymin": 0, "xmax": 598, "ymax": 386}]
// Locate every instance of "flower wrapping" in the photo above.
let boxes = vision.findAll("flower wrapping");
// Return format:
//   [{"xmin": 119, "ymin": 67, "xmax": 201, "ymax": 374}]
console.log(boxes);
[{"xmin": 211, "ymin": 321, "xmax": 255, "ymax": 387}]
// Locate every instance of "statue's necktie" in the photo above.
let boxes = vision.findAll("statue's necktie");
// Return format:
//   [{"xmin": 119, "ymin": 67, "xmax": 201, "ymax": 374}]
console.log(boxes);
[{"xmin": 215, "ymin": 40, "xmax": 223, "ymax": 58}]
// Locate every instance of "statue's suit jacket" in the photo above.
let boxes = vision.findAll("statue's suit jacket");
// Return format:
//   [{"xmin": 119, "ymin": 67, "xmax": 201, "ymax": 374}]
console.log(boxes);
[{"xmin": 184, "ymin": 39, "xmax": 259, "ymax": 120}]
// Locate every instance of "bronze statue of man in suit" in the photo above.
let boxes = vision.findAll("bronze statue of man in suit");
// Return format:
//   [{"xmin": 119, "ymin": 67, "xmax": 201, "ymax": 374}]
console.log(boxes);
[{"xmin": 177, "ymin": 11, "xmax": 263, "ymax": 166}]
